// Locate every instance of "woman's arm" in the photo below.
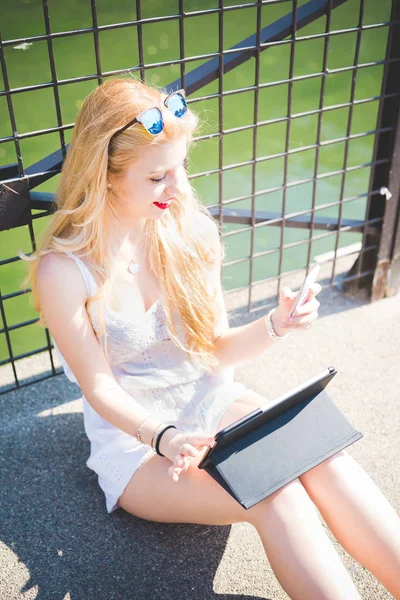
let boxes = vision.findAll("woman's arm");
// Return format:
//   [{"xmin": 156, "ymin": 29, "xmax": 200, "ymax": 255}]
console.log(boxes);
[
  {"xmin": 211, "ymin": 313, "xmax": 285, "ymax": 371},
  {"xmin": 201, "ymin": 212, "xmax": 321, "ymax": 370},
  {"xmin": 37, "ymin": 253, "xmax": 163, "ymax": 446},
  {"xmin": 199, "ymin": 212, "xmax": 325, "ymax": 372},
  {"xmin": 197, "ymin": 213, "xmax": 288, "ymax": 372}
]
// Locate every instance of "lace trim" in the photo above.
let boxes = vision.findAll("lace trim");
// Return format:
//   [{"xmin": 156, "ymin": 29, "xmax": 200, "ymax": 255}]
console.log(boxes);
[
  {"xmin": 102, "ymin": 302, "xmax": 171, "ymax": 364},
  {"xmin": 93, "ymin": 452, "xmax": 126, "ymax": 483},
  {"xmin": 105, "ymin": 297, "xmax": 161, "ymax": 323}
]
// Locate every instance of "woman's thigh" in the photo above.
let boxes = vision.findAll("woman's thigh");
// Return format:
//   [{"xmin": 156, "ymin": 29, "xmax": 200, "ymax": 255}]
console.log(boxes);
[
  {"xmin": 215, "ymin": 388, "xmax": 272, "ymax": 433},
  {"xmin": 118, "ymin": 388, "xmax": 293, "ymax": 526}
]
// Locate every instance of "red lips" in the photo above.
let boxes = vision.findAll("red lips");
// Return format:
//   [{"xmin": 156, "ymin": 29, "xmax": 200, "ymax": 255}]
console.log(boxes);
[{"xmin": 153, "ymin": 201, "xmax": 171, "ymax": 210}]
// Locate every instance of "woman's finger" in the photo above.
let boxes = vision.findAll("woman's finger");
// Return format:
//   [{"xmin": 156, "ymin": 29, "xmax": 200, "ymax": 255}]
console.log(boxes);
[
  {"xmin": 292, "ymin": 298, "xmax": 320, "ymax": 316},
  {"xmin": 287, "ymin": 311, "xmax": 319, "ymax": 326},
  {"xmin": 189, "ymin": 435, "xmax": 215, "ymax": 448},
  {"xmin": 314, "ymin": 283, "xmax": 322, "ymax": 294},
  {"xmin": 175, "ymin": 454, "xmax": 192, "ymax": 471},
  {"xmin": 172, "ymin": 460, "xmax": 190, "ymax": 478},
  {"xmin": 180, "ymin": 443, "xmax": 199, "ymax": 457},
  {"xmin": 180, "ymin": 440, "xmax": 213, "ymax": 457},
  {"xmin": 171, "ymin": 453, "xmax": 191, "ymax": 476},
  {"xmin": 306, "ymin": 283, "xmax": 322, "ymax": 302},
  {"xmin": 168, "ymin": 465, "xmax": 181, "ymax": 481},
  {"xmin": 181, "ymin": 457, "xmax": 191, "ymax": 472},
  {"xmin": 174, "ymin": 453, "xmax": 186, "ymax": 467}
]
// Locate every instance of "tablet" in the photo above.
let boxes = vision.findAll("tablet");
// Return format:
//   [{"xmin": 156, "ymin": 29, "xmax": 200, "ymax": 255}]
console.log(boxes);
[{"xmin": 198, "ymin": 366, "xmax": 337, "ymax": 469}]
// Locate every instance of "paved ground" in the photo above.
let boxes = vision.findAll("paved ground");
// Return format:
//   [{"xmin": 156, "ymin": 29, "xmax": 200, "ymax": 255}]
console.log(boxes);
[{"xmin": 1, "ymin": 275, "xmax": 399, "ymax": 600}]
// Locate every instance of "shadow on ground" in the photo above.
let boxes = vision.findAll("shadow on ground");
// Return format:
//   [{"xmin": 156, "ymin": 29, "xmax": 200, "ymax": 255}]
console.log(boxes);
[{"xmin": 1, "ymin": 379, "xmax": 269, "ymax": 600}]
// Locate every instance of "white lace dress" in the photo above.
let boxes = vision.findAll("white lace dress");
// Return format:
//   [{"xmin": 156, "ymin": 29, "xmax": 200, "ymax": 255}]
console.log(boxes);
[{"xmin": 52, "ymin": 251, "xmax": 249, "ymax": 513}]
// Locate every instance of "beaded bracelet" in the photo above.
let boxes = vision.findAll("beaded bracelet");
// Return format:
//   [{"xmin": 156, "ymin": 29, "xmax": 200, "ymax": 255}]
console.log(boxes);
[{"xmin": 264, "ymin": 308, "xmax": 290, "ymax": 341}]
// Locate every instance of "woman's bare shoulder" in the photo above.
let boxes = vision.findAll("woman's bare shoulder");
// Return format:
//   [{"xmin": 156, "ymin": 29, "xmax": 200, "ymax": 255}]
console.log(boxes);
[{"xmin": 37, "ymin": 252, "xmax": 87, "ymax": 296}]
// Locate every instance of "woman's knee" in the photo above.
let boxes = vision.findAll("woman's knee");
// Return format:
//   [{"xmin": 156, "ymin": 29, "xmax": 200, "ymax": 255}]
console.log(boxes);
[
  {"xmin": 213, "ymin": 392, "xmax": 315, "ymax": 525},
  {"xmin": 247, "ymin": 477, "xmax": 317, "ymax": 527}
]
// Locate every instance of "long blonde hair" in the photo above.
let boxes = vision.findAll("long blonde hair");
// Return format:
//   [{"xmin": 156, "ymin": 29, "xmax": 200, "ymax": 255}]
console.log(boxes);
[{"xmin": 19, "ymin": 76, "xmax": 225, "ymax": 373}]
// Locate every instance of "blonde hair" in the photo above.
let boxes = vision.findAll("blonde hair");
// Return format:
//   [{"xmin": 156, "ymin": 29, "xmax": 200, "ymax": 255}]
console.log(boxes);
[{"xmin": 19, "ymin": 76, "xmax": 225, "ymax": 373}]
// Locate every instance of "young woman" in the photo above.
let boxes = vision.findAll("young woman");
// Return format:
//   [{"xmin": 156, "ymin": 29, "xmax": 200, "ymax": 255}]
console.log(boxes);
[{"xmin": 21, "ymin": 77, "xmax": 400, "ymax": 600}]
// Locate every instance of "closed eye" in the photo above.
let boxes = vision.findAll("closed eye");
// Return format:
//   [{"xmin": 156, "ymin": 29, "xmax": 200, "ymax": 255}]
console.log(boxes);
[{"xmin": 150, "ymin": 158, "xmax": 188, "ymax": 183}]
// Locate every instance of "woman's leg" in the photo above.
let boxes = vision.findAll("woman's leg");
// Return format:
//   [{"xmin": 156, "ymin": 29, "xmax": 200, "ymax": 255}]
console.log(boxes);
[
  {"xmin": 214, "ymin": 395, "xmax": 362, "ymax": 600},
  {"xmin": 299, "ymin": 449, "xmax": 400, "ymax": 599},
  {"xmin": 249, "ymin": 477, "xmax": 362, "ymax": 600},
  {"xmin": 119, "ymin": 393, "xmax": 362, "ymax": 599},
  {"xmin": 230, "ymin": 390, "xmax": 400, "ymax": 598}
]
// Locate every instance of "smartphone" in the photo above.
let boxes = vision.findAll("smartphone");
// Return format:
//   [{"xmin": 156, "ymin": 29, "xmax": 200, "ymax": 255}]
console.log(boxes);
[{"xmin": 289, "ymin": 263, "xmax": 320, "ymax": 317}]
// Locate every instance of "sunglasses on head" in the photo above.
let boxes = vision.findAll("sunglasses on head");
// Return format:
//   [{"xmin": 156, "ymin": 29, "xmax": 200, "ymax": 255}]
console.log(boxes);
[{"xmin": 109, "ymin": 89, "xmax": 188, "ymax": 145}]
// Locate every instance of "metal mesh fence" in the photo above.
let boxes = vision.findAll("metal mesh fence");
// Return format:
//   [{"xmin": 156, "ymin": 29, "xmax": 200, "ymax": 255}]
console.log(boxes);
[{"xmin": 0, "ymin": 0, "xmax": 399, "ymax": 392}]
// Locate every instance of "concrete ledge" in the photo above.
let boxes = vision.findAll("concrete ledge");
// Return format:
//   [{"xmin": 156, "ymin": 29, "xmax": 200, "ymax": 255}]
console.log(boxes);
[{"xmin": 0, "ymin": 284, "xmax": 399, "ymax": 599}]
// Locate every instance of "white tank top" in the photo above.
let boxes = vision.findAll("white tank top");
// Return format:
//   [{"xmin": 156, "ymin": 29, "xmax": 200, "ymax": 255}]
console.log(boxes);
[{"xmin": 52, "ymin": 251, "xmax": 235, "ymax": 415}]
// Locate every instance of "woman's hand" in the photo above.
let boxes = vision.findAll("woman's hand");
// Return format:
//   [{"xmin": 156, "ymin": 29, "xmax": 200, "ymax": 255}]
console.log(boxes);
[
  {"xmin": 158, "ymin": 427, "xmax": 215, "ymax": 483},
  {"xmin": 271, "ymin": 282, "xmax": 322, "ymax": 337}
]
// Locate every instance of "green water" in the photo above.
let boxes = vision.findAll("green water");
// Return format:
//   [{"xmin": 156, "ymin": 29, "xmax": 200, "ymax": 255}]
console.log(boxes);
[{"xmin": 0, "ymin": 0, "xmax": 391, "ymax": 362}]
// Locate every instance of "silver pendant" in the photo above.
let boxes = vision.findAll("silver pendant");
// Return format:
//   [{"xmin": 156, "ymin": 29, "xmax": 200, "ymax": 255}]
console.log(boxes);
[{"xmin": 128, "ymin": 261, "xmax": 140, "ymax": 275}]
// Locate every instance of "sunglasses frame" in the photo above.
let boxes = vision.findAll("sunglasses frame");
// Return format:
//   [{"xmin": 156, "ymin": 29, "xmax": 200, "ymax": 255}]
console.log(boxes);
[{"xmin": 109, "ymin": 89, "xmax": 187, "ymax": 144}]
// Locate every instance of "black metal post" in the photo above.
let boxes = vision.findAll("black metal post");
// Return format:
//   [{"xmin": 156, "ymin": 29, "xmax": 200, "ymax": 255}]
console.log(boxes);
[{"xmin": 343, "ymin": 0, "xmax": 400, "ymax": 299}]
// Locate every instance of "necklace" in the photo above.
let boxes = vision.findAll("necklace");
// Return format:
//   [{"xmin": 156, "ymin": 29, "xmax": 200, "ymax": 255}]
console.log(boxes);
[
  {"xmin": 113, "ymin": 232, "xmax": 146, "ymax": 276},
  {"xmin": 128, "ymin": 260, "xmax": 140, "ymax": 275}
]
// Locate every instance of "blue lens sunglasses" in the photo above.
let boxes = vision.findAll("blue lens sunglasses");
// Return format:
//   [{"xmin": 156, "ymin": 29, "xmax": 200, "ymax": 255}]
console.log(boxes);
[{"xmin": 109, "ymin": 89, "xmax": 188, "ymax": 145}]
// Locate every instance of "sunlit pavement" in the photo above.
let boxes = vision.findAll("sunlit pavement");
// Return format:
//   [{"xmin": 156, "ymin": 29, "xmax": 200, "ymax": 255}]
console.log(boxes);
[{"xmin": 1, "ymin": 286, "xmax": 399, "ymax": 600}]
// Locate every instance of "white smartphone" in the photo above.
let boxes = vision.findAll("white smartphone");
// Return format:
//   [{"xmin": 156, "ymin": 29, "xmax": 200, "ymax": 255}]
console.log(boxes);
[{"xmin": 289, "ymin": 263, "xmax": 320, "ymax": 317}]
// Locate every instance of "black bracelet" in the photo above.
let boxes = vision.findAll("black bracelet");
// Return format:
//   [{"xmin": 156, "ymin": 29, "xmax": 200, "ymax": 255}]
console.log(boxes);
[{"xmin": 155, "ymin": 424, "xmax": 177, "ymax": 457}]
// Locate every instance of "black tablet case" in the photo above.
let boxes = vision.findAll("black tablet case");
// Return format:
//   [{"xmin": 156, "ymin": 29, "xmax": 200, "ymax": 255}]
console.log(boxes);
[{"xmin": 199, "ymin": 383, "xmax": 363, "ymax": 510}]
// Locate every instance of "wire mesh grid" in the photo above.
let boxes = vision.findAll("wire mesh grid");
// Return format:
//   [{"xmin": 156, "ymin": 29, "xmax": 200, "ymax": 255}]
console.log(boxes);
[{"xmin": 0, "ymin": 0, "xmax": 399, "ymax": 391}]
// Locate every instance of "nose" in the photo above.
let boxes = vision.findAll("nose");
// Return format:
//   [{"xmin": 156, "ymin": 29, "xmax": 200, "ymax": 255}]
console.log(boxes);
[
  {"xmin": 165, "ymin": 170, "xmax": 185, "ymax": 197},
  {"xmin": 165, "ymin": 184, "xmax": 177, "ymax": 194}
]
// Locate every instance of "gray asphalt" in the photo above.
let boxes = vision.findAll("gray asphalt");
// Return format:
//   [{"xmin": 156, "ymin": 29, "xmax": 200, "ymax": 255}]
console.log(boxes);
[{"xmin": 1, "ymin": 278, "xmax": 399, "ymax": 600}]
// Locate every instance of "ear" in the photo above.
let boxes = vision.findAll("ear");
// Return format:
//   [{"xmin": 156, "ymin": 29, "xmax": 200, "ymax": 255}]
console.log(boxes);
[{"xmin": 107, "ymin": 173, "xmax": 117, "ymax": 190}]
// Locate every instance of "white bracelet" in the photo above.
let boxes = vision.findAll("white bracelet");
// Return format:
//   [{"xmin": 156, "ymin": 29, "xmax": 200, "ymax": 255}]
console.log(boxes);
[{"xmin": 264, "ymin": 308, "xmax": 289, "ymax": 341}]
